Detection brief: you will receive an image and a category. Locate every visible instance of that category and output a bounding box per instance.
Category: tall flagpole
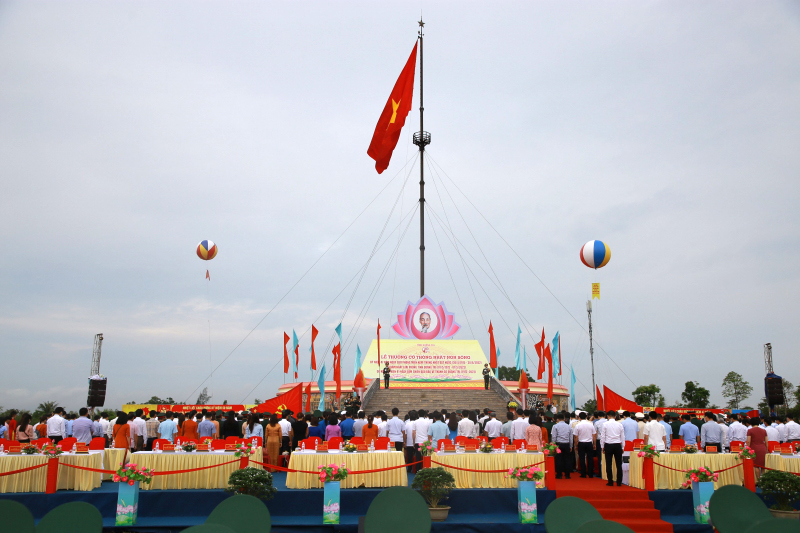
[414,18,430,298]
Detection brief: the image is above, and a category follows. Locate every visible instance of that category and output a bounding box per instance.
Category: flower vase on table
[113,462,154,526]
[681,467,718,524]
[506,466,544,523]
[318,463,349,524]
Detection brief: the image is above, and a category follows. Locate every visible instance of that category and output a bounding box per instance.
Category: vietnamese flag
[253,383,302,417]
[367,42,418,174]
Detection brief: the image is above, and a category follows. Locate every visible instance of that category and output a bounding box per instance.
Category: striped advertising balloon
[580,240,610,269]
[196,240,218,261]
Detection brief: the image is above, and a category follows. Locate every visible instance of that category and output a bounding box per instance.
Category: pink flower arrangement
[737,446,756,460]
[680,466,719,488]
[420,440,435,457]
[318,463,348,483]
[506,466,544,481]
[114,462,154,485]
[637,444,660,459]
[234,442,255,458]
[542,443,559,456]
[42,444,63,458]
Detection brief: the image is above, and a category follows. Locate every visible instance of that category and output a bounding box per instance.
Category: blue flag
[496,347,500,367]
[335,323,342,345]
[291,329,299,376]
[552,332,560,380]
[354,345,362,378]
[318,362,326,411]
[514,325,522,370]
[570,365,576,411]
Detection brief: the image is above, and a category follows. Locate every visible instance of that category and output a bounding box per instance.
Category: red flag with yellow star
[367,42,418,174]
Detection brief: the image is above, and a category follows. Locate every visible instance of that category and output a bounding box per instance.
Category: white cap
[635,412,645,419]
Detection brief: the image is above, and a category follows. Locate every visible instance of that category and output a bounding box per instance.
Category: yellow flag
[592,283,600,299]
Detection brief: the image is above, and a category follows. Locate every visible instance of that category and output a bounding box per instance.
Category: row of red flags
[281,322,384,404]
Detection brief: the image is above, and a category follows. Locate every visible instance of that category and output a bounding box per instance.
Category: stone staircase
[362,386,511,417]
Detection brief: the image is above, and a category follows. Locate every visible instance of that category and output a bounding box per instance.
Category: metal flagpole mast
[413,18,430,298]
[587,300,596,404]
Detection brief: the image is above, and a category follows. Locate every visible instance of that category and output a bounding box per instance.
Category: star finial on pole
[418,18,425,28]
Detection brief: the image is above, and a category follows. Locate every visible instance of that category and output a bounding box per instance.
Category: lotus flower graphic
[392,295,460,340]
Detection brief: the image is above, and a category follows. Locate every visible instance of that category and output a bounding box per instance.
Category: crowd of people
[4,405,798,483]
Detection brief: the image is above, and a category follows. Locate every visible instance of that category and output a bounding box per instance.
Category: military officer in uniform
[383,362,391,389]
[482,364,492,390]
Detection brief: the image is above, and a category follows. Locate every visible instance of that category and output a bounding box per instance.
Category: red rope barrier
[248,459,424,474]
[0,463,48,477]
[58,463,117,475]
[430,459,545,473]
[152,458,241,476]
[651,460,743,474]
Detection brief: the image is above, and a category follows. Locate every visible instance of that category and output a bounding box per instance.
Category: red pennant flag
[518,368,529,390]
[332,343,342,401]
[205,270,210,280]
[535,329,546,380]
[544,344,553,401]
[488,321,497,369]
[304,382,312,413]
[294,345,299,380]
[596,385,605,411]
[310,325,318,370]
[283,332,290,374]
[367,43,418,174]
[253,383,302,417]
[377,320,382,366]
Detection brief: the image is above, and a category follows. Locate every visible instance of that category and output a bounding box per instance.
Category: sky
[1,1,799,412]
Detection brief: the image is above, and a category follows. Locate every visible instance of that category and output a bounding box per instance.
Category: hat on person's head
[635,412,644,419]
[313,410,323,418]
[617,409,625,414]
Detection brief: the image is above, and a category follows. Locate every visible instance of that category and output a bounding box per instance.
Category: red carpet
[554,476,673,533]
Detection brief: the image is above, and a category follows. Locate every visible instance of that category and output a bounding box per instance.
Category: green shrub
[411,467,455,508]
[226,467,277,501]
[756,469,800,511]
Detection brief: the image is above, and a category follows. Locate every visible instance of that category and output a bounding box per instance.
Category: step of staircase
[362,387,510,417]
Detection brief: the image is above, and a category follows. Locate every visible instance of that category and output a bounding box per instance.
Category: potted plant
[411,466,456,521]
[21,444,40,455]
[318,463,348,525]
[682,444,698,454]
[681,466,719,524]
[507,465,544,523]
[113,462,154,526]
[756,470,800,519]
[226,467,277,501]
[479,441,493,454]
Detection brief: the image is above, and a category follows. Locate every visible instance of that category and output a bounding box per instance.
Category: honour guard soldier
[383,362,391,389]
[482,364,492,390]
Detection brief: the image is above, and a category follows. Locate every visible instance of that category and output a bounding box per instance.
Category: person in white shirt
[717,418,729,450]
[479,409,490,428]
[99,415,110,447]
[572,412,597,478]
[727,414,748,448]
[484,412,503,439]
[594,412,608,476]
[785,414,800,444]
[403,412,417,473]
[601,411,625,486]
[415,411,432,446]
[46,408,67,443]
[457,410,476,439]
[764,417,780,445]
[352,411,367,438]
[133,410,147,451]
[377,413,389,438]
[643,411,667,451]
[387,408,406,451]
[776,418,787,443]
[510,411,529,444]
[278,416,293,454]
[468,412,481,438]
